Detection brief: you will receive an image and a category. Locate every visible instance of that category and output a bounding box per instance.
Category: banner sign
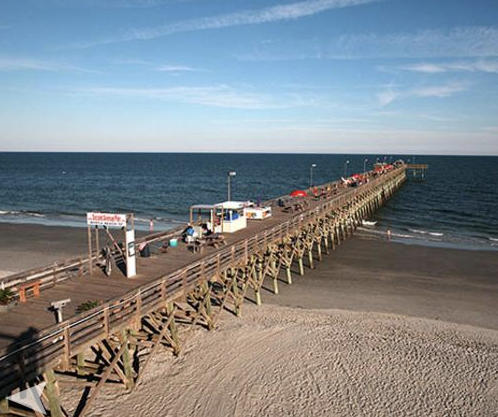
[87,212,127,228]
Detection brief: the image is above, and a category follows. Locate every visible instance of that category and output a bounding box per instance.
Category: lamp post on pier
[309,163,317,188]
[363,158,368,173]
[344,160,349,177]
[227,171,236,201]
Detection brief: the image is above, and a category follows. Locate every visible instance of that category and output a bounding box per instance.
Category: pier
[406,163,429,179]
[0,165,407,417]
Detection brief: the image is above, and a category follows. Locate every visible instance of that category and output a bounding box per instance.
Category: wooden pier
[0,166,407,417]
[406,163,429,179]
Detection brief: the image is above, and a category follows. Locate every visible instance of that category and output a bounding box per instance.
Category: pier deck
[0,200,309,351]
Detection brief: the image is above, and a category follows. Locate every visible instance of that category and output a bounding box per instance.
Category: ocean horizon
[1,152,497,251]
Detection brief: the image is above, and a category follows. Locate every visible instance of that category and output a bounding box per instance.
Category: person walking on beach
[387,229,392,241]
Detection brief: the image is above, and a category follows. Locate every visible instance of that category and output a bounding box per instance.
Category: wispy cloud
[410,83,468,98]
[69,0,384,48]
[156,65,202,73]
[0,56,65,72]
[238,26,498,61]
[401,60,498,74]
[48,0,171,8]
[377,82,468,106]
[72,85,326,109]
[110,58,153,66]
[0,55,99,73]
[111,58,204,73]
[481,126,498,133]
[376,89,399,107]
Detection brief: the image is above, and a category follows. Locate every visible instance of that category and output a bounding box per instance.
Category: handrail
[0,226,185,294]
[0,173,354,293]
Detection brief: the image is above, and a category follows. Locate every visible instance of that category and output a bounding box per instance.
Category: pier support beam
[298,257,304,276]
[286,267,292,285]
[76,353,87,376]
[120,329,135,391]
[44,369,63,417]
[0,398,9,416]
[167,303,181,355]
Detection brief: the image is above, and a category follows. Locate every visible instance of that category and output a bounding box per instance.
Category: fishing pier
[0,164,407,417]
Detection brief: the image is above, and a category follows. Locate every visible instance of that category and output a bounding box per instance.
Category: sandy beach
[1,223,497,416]
[74,305,498,417]
[0,222,147,276]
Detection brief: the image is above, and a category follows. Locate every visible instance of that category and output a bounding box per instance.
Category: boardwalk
[0,166,406,416]
[0,200,315,350]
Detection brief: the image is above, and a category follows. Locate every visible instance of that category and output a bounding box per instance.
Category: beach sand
[0,222,146,275]
[1,223,497,416]
[0,223,89,274]
[265,238,498,331]
[72,305,497,417]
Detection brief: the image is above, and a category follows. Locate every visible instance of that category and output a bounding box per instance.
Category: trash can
[140,243,151,258]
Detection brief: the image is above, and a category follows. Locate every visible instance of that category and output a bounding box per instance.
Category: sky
[0,0,497,154]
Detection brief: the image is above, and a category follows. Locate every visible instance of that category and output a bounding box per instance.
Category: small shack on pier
[189,201,247,234]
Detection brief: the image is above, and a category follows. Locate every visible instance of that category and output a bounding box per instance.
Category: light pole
[363,158,368,173]
[227,171,236,201]
[309,164,317,188]
[344,160,349,177]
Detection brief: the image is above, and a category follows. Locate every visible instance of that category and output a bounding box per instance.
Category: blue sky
[0,0,497,154]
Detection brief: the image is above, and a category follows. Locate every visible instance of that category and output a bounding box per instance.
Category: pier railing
[0,167,406,397]
[0,174,352,296]
[0,226,185,296]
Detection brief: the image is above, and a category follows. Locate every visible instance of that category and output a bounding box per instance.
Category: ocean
[0,153,497,251]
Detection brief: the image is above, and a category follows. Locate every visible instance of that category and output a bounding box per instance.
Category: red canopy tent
[290,190,308,197]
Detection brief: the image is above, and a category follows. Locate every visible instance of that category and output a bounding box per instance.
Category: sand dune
[78,305,498,417]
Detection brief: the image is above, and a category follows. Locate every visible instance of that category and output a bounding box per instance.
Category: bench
[188,239,207,254]
[19,280,41,303]
[283,200,309,213]
[203,234,227,249]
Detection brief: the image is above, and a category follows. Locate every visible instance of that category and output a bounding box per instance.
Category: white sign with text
[87,212,127,228]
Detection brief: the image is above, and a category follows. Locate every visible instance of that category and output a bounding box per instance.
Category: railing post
[161,280,167,303]
[62,326,71,371]
[103,307,110,337]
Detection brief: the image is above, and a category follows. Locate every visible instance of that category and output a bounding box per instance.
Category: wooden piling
[44,370,63,417]
[167,302,181,355]
[120,329,135,390]
[0,398,8,416]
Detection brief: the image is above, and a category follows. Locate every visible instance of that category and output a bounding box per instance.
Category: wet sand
[0,223,89,275]
[0,222,147,276]
[264,237,498,330]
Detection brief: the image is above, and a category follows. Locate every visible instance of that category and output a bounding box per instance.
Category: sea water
[0,153,496,251]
